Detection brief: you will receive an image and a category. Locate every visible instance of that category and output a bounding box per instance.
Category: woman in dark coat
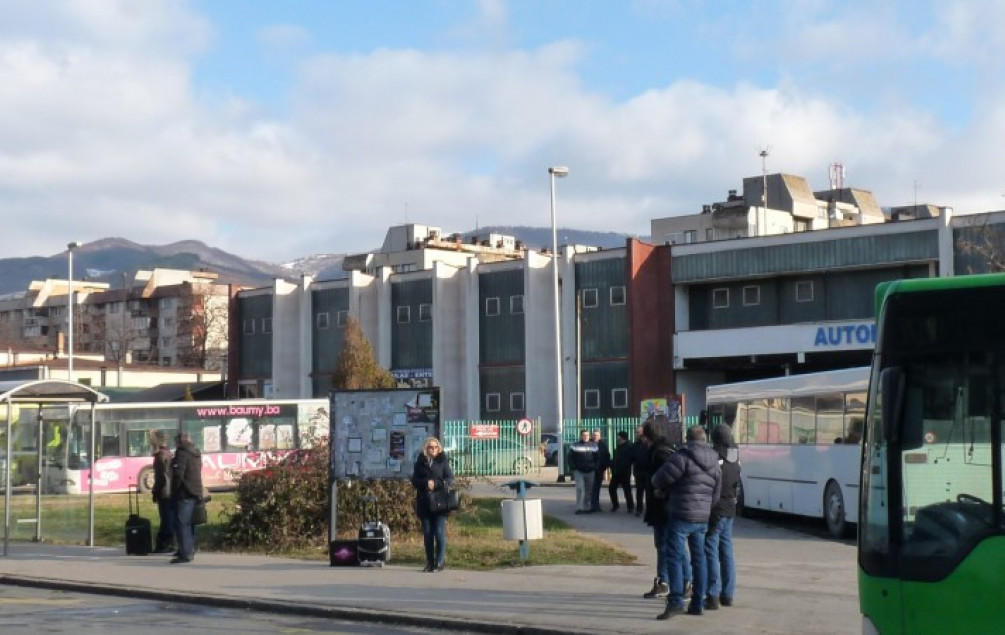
[410,437,454,572]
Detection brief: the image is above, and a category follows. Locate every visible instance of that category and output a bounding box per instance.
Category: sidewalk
[0,475,859,634]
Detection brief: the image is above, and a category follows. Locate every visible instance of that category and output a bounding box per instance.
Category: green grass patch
[0,493,636,570]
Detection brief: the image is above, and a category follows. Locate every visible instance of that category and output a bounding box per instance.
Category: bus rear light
[904,453,927,464]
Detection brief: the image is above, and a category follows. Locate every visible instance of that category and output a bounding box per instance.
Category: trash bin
[501,498,543,540]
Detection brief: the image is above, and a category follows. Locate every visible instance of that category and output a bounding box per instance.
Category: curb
[0,574,582,635]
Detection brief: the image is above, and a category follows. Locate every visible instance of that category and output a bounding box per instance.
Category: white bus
[705,367,868,537]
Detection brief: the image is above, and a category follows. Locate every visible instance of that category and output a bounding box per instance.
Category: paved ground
[0,473,859,634]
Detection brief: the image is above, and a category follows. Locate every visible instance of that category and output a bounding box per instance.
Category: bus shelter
[0,380,108,556]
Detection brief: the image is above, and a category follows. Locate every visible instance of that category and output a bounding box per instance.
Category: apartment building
[0,268,232,374]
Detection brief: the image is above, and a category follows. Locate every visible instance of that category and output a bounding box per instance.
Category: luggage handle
[129,482,141,516]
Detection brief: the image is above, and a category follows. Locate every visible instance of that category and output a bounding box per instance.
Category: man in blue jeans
[705,423,741,609]
[651,426,721,619]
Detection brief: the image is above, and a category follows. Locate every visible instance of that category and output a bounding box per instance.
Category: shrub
[216,441,469,552]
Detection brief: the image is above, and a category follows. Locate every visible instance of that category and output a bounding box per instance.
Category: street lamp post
[67,241,81,381]
[548,166,569,482]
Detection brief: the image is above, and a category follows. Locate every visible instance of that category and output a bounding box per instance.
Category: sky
[3,0,1005,264]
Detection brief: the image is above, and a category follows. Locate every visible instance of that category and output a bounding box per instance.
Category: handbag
[192,500,208,525]
[428,488,460,514]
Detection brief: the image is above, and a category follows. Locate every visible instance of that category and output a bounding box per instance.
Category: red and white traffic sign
[516,418,534,436]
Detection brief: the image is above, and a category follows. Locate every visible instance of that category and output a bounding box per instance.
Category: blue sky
[2,0,1003,262]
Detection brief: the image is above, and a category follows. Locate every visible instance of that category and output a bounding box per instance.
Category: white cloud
[1,1,1004,264]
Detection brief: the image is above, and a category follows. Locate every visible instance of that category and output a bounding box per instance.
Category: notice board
[329,388,440,480]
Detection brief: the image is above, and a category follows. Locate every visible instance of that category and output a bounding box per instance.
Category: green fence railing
[441,415,705,477]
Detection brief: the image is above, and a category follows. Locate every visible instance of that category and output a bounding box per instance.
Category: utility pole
[758,148,770,237]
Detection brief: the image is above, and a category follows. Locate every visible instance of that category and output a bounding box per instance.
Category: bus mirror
[880,367,904,443]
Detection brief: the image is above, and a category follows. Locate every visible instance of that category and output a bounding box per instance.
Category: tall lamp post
[67,241,81,381]
[548,166,569,481]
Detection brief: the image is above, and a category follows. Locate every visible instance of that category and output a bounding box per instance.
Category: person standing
[567,429,598,514]
[169,432,203,564]
[590,429,610,513]
[608,431,634,513]
[150,431,175,554]
[705,423,741,610]
[631,425,648,518]
[410,437,454,572]
[652,426,722,619]
[640,421,676,599]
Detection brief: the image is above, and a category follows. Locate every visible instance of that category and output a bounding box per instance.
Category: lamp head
[548,166,569,178]
[67,241,82,250]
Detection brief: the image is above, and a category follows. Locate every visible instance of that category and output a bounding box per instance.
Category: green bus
[860,273,1005,633]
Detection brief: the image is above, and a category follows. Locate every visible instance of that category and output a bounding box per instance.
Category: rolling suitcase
[125,483,152,556]
[357,495,391,567]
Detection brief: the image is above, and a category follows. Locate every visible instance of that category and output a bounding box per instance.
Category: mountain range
[0,227,637,297]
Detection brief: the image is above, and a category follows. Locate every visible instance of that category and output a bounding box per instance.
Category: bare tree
[176,287,229,370]
[956,214,1005,273]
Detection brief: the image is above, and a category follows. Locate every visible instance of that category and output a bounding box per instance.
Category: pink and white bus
[50,399,329,494]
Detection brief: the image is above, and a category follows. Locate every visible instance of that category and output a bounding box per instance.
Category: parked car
[540,433,560,466]
[449,437,543,475]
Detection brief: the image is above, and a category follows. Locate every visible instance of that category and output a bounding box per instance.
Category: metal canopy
[0,379,109,404]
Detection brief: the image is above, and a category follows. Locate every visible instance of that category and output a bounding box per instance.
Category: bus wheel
[137,467,155,495]
[824,481,847,538]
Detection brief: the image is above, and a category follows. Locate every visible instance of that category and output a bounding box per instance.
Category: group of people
[567,422,741,619]
[150,430,206,564]
[643,422,741,619]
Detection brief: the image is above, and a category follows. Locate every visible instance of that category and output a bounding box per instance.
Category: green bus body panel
[875,272,1005,317]
[860,537,1005,634]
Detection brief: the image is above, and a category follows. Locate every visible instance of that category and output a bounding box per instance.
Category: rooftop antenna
[829,162,845,190]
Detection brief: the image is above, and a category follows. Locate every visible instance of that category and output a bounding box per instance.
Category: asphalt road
[0,585,445,634]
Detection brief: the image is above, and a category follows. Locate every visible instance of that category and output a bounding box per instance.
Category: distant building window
[486,393,501,412]
[419,303,432,322]
[582,288,599,308]
[665,232,683,245]
[316,312,330,329]
[397,306,411,323]
[243,319,256,335]
[794,219,810,232]
[743,285,760,306]
[510,392,525,411]
[612,388,628,409]
[684,230,697,244]
[336,310,349,327]
[584,389,601,410]
[712,288,729,309]
[392,263,418,273]
[485,297,500,316]
[262,317,272,334]
[796,281,814,303]
[510,295,524,314]
[706,228,714,241]
[160,297,176,310]
[610,286,626,306]
[109,304,121,314]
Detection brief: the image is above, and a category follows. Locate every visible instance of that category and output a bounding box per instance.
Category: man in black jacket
[608,431,634,512]
[704,424,741,610]
[590,429,611,512]
[170,432,204,564]
[567,429,598,514]
[640,421,675,599]
[151,431,175,554]
[652,426,722,619]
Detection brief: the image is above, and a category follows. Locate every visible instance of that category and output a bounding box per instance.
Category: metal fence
[442,415,703,477]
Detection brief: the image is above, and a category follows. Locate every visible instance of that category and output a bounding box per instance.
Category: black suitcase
[125,484,152,556]
[357,495,390,567]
